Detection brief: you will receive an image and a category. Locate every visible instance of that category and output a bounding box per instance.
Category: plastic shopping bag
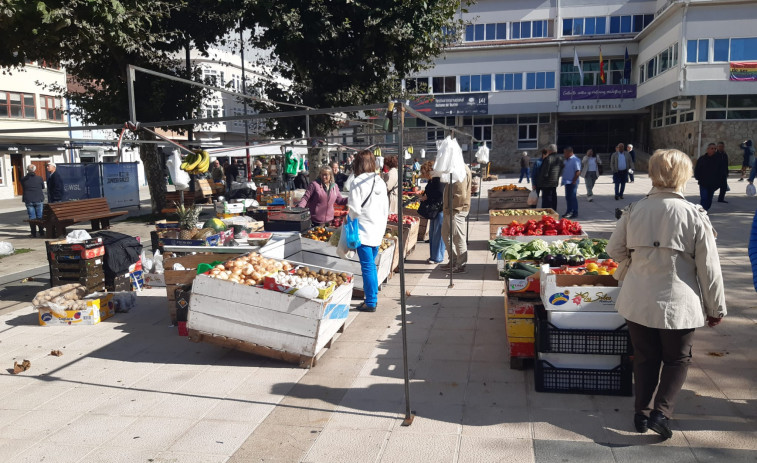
[344,216,361,250]
[336,227,356,259]
[747,183,756,197]
[166,149,190,191]
[433,136,466,184]
[475,145,490,164]
[527,190,538,206]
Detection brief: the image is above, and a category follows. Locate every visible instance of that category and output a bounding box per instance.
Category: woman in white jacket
[607,149,726,440]
[348,150,389,312]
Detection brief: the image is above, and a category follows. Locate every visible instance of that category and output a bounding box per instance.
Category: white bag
[747,183,756,197]
[475,145,490,164]
[433,136,466,184]
[166,149,190,191]
[527,190,538,206]
[336,227,355,259]
[66,230,91,243]
[0,241,14,257]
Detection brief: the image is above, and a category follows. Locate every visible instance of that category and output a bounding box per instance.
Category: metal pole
[448,174,454,289]
[397,103,414,427]
[306,114,311,138]
[240,24,251,181]
[126,65,136,124]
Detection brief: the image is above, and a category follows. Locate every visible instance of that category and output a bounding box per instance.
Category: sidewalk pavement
[0,174,755,463]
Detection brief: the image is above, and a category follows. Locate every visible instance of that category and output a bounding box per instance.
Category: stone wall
[651,120,757,164]
[488,122,555,173]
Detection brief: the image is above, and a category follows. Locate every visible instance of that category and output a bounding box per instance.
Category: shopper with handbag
[607,149,726,440]
[418,161,446,264]
[348,150,389,312]
[383,155,399,214]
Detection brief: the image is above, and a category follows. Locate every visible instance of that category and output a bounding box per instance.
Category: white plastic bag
[153,250,164,274]
[527,190,538,206]
[747,183,756,197]
[167,149,190,191]
[0,241,13,257]
[475,145,490,164]
[336,227,355,259]
[433,136,466,184]
[140,250,154,274]
[66,230,91,243]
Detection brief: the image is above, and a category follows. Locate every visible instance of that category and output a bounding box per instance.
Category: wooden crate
[386,219,419,258]
[489,208,559,239]
[163,252,240,324]
[487,188,531,210]
[187,271,354,368]
[417,217,430,242]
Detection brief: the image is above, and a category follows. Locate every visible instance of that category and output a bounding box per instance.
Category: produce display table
[188,270,354,368]
[489,209,559,239]
[387,219,420,273]
[163,231,301,258]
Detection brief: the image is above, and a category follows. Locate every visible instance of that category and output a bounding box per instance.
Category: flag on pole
[623,47,631,82]
[573,48,584,84]
[599,46,606,84]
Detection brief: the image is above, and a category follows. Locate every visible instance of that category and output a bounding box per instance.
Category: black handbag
[418,200,442,220]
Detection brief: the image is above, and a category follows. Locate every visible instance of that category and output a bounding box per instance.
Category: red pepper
[544,230,558,235]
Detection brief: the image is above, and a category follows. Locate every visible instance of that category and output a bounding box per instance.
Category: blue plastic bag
[344,216,361,249]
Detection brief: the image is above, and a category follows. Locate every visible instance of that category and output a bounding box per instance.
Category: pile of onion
[208,252,293,286]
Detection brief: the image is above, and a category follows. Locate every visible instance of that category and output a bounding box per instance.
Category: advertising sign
[57,164,102,201]
[410,93,488,116]
[559,85,637,101]
[729,62,757,81]
[102,162,139,208]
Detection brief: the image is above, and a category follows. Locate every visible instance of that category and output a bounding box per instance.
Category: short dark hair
[353,150,377,176]
[384,155,398,169]
[564,146,574,154]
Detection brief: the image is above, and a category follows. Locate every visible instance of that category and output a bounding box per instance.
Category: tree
[0,0,244,213]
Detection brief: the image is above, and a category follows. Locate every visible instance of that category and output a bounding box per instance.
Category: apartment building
[404,0,757,171]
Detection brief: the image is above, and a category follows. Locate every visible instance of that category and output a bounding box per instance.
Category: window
[204,69,219,86]
[713,39,729,62]
[706,94,757,120]
[512,20,550,39]
[40,95,63,121]
[730,37,757,61]
[425,116,456,144]
[460,74,492,92]
[640,43,678,83]
[639,64,646,83]
[405,77,430,94]
[432,76,457,94]
[494,73,523,91]
[561,59,632,86]
[205,104,221,119]
[608,15,650,34]
[525,72,556,90]
[687,39,710,63]
[467,116,492,148]
[464,23,506,42]
[652,98,696,128]
[518,115,539,149]
[0,91,36,119]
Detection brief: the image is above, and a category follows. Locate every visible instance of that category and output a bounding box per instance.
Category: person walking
[224,160,239,194]
[610,143,633,200]
[45,163,64,203]
[694,143,722,211]
[607,148,726,440]
[561,147,581,218]
[297,166,348,227]
[348,150,389,312]
[518,152,530,183]
[627,144,636,182]
[21,165,45,237]
[382,155,399,214]
[537,144,563,210]
[531,148,547,204]
[715,141,730,203]
[441,164,472,274]
[580,149,601,201]
[739,140,754,181]
[418,161,446,264]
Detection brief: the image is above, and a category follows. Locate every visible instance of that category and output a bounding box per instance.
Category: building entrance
[557,116,640,155]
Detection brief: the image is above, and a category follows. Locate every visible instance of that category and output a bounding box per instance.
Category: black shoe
[648,410,673,440]
[562,213,574,219]
[634,413,649,433]
[615,195,619,200]
[620,195,624,199]
[355,302,376,312]
[717,200,728,203]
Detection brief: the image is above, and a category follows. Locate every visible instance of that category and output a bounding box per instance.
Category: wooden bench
[40,198,128,238]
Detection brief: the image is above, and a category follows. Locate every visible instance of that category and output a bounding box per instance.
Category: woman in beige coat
[607,149,726,440]
[382,155,399,214]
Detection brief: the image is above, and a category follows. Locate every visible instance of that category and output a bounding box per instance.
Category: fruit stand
[386,215,420,273]
[489,209,559,239]
[488,184,531,210]
[187,253,355,368]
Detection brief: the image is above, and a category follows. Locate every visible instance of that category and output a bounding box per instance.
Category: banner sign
[410,93,488,116]
[559,85,637,101]
[57,164,102,201]
[102,162,140,208]
[729,62,757,81]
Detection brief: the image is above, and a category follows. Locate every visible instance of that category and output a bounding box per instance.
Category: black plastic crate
[535,357,633,396]
[535,306,632,355]
[265,219,312,232]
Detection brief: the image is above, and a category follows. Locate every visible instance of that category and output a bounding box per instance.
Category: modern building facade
[404,0,757,171]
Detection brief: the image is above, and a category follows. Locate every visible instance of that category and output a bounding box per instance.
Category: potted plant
[174,203,201,240]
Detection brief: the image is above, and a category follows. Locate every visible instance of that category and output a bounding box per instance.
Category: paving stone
[612,444,697,463]
[302,428,389,463]
[690,446,757,462]
[379,432,458,462]
[458,436,534,463]
[533,439,615,463]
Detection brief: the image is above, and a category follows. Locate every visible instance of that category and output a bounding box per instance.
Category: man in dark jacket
[21,165,45,237]
[715,141,730,203]
[45,163,64,203]
[537,144,564,211]
[695,143,724,211]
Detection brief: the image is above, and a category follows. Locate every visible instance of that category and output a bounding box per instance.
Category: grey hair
[548,144,557,153]
[47,162,56,168]
[27,165,36,172]
[522,151,528,156]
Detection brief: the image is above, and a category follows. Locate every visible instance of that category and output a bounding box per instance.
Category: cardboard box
[38,294,115,326]
[506,317,535,339]
[504,293,540,318]
[509,339,535,358]
[143,273,166,287]
[506,275,541,294]
[540,265,620,312]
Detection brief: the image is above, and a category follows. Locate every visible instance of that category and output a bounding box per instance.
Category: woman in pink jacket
[297,166,348,226]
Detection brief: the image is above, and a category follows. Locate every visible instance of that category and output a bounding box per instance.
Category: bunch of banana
[180,150,210,174]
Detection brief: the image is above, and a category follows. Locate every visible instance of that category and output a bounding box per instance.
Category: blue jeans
[518,167,530,183]
[614,170,628,197]
[699,186,715,211]
[564,183,578,216]
[357,245,379,307]
[26,202,43,220]
[428,212,446,263]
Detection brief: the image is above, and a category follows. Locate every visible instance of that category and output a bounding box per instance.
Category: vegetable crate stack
[188,252,355,368]
[504,281,542,370]
[487,184,530,210]
[402,201,429,241]
[386,214,420,257]
[489,209,559,240]
[496,216,587,242]
[265,207,312,232]
[45,238,106,293]
[536,263,633,396]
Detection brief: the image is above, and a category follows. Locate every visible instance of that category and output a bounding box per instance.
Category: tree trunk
[139,131,167,214]
[307,146,329,181]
